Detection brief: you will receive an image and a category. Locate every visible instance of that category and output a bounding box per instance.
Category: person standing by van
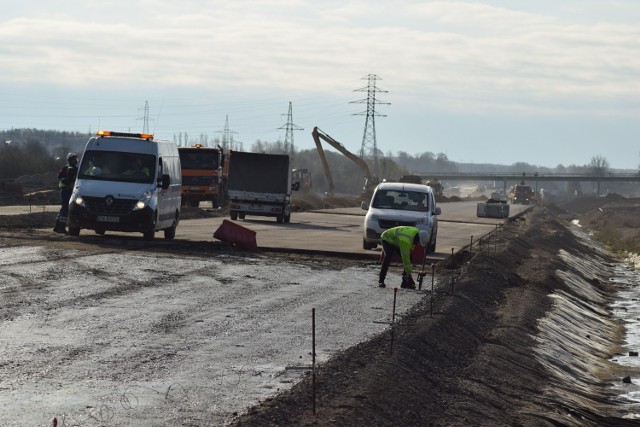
[53,153,78,234]
[378,226,429,289]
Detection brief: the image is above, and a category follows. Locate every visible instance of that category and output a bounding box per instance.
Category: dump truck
[227,151,299,223]
[509,181,534,205]
[178,144,227,208]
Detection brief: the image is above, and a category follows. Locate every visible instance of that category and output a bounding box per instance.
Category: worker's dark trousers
[379,240,399,283]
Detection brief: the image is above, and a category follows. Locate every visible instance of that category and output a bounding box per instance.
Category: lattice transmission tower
[351,74,389,179]
[278,101,303,158]
[217,115,240,151]
[137,100,151,134]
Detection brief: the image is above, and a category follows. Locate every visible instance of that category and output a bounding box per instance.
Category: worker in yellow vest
[379,226,428,289]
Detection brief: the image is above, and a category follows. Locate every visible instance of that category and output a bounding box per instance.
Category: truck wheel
[143,229,155,241]
[276,215,284,224]
[230,211,238,220]
[284,214,290,223]
[239,213,245,220]
[363,239,377,250]
[68,227,80,237]
[95,228,106,235]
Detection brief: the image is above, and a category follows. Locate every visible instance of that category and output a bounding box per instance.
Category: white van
[68,131,182,240]
[361,181,441,251]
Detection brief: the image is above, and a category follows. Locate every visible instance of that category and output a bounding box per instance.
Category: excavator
[311,127,378,195]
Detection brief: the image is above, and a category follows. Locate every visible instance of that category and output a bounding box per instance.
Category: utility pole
[278,101,304,159]
[351,74,389,179]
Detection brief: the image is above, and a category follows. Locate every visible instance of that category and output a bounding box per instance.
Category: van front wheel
[144,211,157,241]
[164,211,179,240]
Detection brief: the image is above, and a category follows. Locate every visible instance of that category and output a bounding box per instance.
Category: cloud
[1,0,639,118]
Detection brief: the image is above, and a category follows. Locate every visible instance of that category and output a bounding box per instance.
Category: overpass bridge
[416,172,640,196]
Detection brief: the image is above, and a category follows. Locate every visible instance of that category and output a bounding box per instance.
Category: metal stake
[312,308,316,415]
[390,288,398,355]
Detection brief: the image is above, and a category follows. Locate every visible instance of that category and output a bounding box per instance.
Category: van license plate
[97,215,120,223]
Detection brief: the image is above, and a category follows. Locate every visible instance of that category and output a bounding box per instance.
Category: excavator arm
[311,127,375,195]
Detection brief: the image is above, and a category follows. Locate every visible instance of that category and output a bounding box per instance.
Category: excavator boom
[311,127,375,195]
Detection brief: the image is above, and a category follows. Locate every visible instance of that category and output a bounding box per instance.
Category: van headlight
[134,190,153,210]
[71,192,85,207]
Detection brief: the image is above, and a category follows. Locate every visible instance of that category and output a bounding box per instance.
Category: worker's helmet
[67,152,78,161]
[418,230,429,247]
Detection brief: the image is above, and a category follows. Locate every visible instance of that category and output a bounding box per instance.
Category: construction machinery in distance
[311,127,378,196]
[426,178,443,197]
[291,168,312,192]
[509,179,534,205]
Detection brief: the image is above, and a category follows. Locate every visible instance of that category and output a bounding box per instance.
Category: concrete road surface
[176,201,530,260]
[0,201,531,259]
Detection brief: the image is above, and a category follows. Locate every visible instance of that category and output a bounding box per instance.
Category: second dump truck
[178,144,227,208]
[227,151,298,223]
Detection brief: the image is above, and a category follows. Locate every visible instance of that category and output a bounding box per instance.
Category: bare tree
[589,155,609,176]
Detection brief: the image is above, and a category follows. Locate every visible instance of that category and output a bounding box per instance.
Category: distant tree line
[1,128,635,196]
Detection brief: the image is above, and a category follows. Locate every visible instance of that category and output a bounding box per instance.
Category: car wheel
[363,239,377,250]
[429,237,437,254]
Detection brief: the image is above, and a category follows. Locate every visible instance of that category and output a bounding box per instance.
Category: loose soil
[2,194,640,426]
[233,197,640,427]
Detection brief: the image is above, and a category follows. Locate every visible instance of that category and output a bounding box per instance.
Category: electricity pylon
[351,74,389,179]
[217,115,239,151]
[137,100,151,134]
[278,101,304,158]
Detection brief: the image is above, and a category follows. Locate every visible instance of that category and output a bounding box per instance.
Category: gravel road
[0,241,425,426]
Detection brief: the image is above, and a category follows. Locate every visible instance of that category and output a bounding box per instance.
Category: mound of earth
[234,206,640,426]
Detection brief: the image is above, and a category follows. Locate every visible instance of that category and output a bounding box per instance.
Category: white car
[361,182,441,252]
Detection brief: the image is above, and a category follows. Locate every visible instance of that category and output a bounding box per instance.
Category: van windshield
[78,151,156,184]
[372,189,429,212]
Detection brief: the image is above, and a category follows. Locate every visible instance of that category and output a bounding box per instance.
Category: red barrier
[213,219,257,250]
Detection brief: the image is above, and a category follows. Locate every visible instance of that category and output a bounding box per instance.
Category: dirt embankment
[234,203,640,426]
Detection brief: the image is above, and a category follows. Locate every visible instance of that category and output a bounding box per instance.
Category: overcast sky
[2,0,640,170]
